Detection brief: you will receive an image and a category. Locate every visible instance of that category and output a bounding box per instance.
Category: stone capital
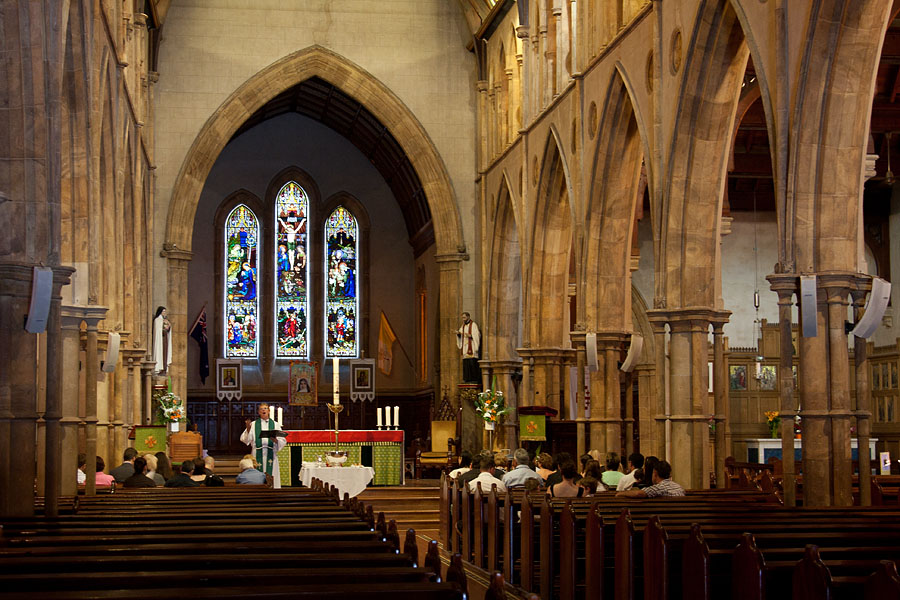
[161,243,193,262]
[434,252,468,266]
[82,306,110,329]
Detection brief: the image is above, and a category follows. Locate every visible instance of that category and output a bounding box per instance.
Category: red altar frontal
[279,430,405,486]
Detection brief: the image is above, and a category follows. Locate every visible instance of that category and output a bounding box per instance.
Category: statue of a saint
[456,312,481,383]
[153,306,172,374]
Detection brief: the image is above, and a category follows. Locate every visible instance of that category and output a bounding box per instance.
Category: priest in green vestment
[240,403,287,488]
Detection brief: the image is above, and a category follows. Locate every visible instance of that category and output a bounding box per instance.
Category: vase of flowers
[474,378,512,430]
[157,392,186,431]
[764,410,781,439]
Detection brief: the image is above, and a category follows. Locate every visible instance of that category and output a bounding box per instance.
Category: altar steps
[357,484,441,533]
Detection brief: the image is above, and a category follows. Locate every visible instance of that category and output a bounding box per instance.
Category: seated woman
[548,461,583,498]
[143,454,165,486]
[535,452,555,482]
[95,456,115,487]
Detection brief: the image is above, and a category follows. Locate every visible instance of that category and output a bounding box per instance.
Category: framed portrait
[759,365,777,391]
[729,365,747,391]
[350,359,376,402]
[216,359,242,400]
[289,361,318,406]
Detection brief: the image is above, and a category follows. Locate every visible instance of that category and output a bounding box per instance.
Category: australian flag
[190,306,210,384]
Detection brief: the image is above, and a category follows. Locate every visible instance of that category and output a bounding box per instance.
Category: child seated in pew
[579,476,601,497]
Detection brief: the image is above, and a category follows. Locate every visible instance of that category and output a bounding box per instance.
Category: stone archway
[163,45,465,400]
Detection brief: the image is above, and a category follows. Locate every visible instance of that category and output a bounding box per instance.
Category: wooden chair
[169,430,203,462]
[417,421,457,479]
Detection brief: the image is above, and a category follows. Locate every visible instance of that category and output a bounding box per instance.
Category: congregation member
[492,453,508,478]
[123,457,157,488]
[535,453,555,481]
[202,456,225,486]
[110,447,138,483]
[617,460,685,498]
[616,452,645,491]
[468,450,506,494]
[189,457,208,483]
[235,457,267,484]
[95,456,115,487]
[165,460,201,487]
[637,456,659,489]
[154,452,173,481]
[601,452,624,489]
[77,453,86,485]
[458,453,482,488]
[502,448,543,487]
[448,450,472,480]
[579,453,592,477]
[143,454,165,486]
[579,476,600,496]
[548,461,583,498]
[546,452,581,487]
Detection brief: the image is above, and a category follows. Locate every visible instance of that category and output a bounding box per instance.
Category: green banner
[519,414,546,441]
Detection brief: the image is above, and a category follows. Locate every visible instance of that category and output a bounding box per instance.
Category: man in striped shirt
[616,460,685,498]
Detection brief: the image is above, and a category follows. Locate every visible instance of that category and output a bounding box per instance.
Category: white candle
[376,407,383,428]
[394,406,400,429]
[385,407,391,428]
[278,407,283,425]
[271,405,276,423]
[332,357,340,405]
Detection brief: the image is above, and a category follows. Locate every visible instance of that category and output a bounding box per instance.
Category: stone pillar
[570,331,587,459]
[435,253,465,406]
[767,274,798,506]
[529,348,568,415]
[486,360,521,451]
[516,26,531,126]
[656,310,713,489]
[588,333,627,456]
[163,247,193,403]
[517,347,535,408]
[82,307,108,496]
[648,317,669,460]
[822,274,854,506]
[59,306,86,498]
[124,349,146,435]
[798,283,830,506]
[40,268,75,517]
[851,279,873,506]
[141,358,155,425]
[710,312,731,490]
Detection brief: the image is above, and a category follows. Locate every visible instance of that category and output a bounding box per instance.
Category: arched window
[275,182,310,357]
[224,204,259,357]
[324,206,359,357]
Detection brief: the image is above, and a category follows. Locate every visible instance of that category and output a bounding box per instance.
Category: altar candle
[376,407,383,428]
[271,405,276,422]
[385,407,391,428]
[333,357,340,405]
[278,406,283,425]
[394,406,400,429]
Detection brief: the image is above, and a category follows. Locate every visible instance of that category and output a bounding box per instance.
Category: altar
[745,437,878,465]
[276,430,404,487]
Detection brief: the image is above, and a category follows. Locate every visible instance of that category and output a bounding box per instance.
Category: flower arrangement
[764,410,781,439]
[157,392,187,423]
[474,378,512,425]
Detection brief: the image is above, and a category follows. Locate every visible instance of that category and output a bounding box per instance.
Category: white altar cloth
[299,464,375,498]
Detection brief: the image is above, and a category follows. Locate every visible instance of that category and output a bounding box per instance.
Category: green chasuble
[254,418,276,476]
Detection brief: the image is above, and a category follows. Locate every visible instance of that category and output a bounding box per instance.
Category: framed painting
[729,365,747,391]
[289,361,318,406]
[759,365,777,391]
[216,359,242,400]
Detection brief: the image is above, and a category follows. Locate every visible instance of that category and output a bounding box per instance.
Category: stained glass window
[275,182,310,357]
[224,204,259,357]
[325,206,359,357]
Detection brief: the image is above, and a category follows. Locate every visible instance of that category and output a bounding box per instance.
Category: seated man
[165,459,201,487]
[457,453,482,488]
[616,452,645,491]
[616,460,685,498]
[235,457,267,484]
[502,448,542,487]
[601,451,624,489]
[123,457,157,488]
[468,450,507,494]
[110,447,137,483]
[448,450,472,480]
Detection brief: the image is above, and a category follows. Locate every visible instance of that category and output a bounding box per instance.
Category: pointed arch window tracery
[324,206,360,358]
[224,204,260,357]
[275,181,311,357]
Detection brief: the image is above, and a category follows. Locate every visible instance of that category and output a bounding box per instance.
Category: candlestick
[333,357,340,405]
[376,407,383,428]
[385,406,392,428]
[394,406,400,429]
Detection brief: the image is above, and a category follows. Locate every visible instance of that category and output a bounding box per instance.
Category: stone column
[659,310,713,489]
[40,267,75,517]
[822,274,854,506]
[486,359,521,450]
[851,278,873,506]
[141,358,155,425]
[530,348,568,415]
[59,306,87,498]
[798,282,830,506]
[517,347,535,408]
[435,253,465,406]
[516,26,531,125]
[710,312,731,490]
[570,331,587,459]
[82,307,108,496]
[588,333,627,455]
[647,316,669,460]
[767,274,797,506]
[124,349,146,435]
[163,247,193,403]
